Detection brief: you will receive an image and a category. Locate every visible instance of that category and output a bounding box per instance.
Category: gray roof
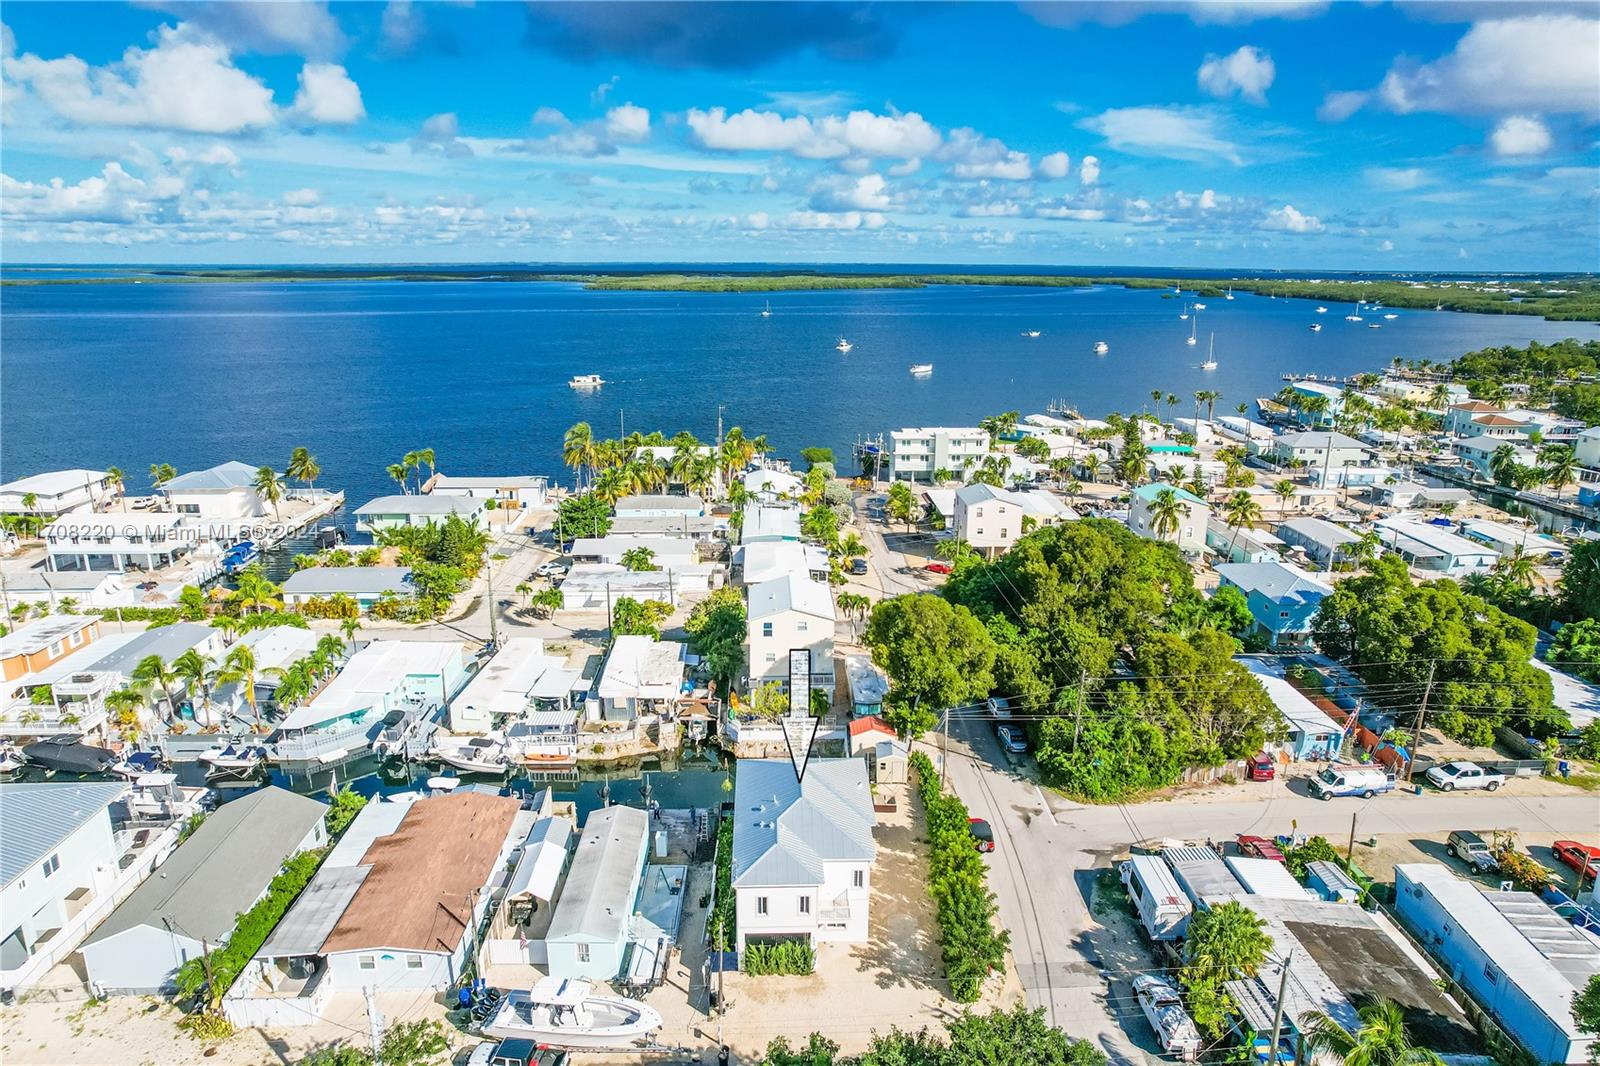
[747,570,835,622]
[162,461,261,492]
[355,494,479,516]
[1277,517,1361,549]
[733,759,875,889]
[282,566,413,596]
[1215,561,1332,605]
[1164,845,1248,906]
[546,805,648,944]
[258,865,371,958]
[955,482,1030,508]
[79,622,214,678]
[1273,431,1367,451]
[83,787,326,947]
[614,494,703,513]
[0,782,130,887]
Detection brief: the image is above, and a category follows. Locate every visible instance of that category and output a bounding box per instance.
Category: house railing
[273,724,366,763]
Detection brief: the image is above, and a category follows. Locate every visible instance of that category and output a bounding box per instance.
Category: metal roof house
[746,571,836,691]
[161,461,269,520]
[741,503,803,544]
[1237,657,1343,761]
[1215,562,1332,649]
[544,805,649,980]
[281,566,414,613]
[1395,863,1600,1064]
[353,494,484,533]
[1375,518,1500,577]
[78,787,327,994]
[0,469,114,517]
[732,759,876,954]
[1275,517,1362,568]
[1163,845,1248,908]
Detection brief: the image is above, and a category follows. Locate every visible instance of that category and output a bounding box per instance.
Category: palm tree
[171,648,213,721]
[315,634,346,665]
[1222,490,1262,555]
[232,569,283,615]
[1274,479,1296,514]
[1301,997,1443,1066]
[387,463,411,495]
[1427,382,1453,410]
[592,467,628,505]
[106,467,126,511]
[340,616,360,648]
[215,644,262,727]
[1488,443,1518,486]
[415,447,437,488]
[838,532,866,561]
[253,466,285,521]
[1147,488,1188,541]
[131,654,180,724]
[105,687,146,743]
[1494,546,1538,590]
[563,422,596,488]
[1539,443,1577,499]
[149,463,177,488]
[286,448,321,495]
[1081,453,1102,484]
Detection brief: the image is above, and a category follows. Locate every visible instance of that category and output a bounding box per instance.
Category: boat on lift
[222,539,260,576]
[431,733,513,774]
[1093,340,1109,355]
[21,735,119,775]
[198,741,270,774]
[481,977,664,1050]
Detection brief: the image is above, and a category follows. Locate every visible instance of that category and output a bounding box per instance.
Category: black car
[849,558,868,575]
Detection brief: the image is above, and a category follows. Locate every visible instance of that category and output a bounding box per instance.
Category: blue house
[1215,561,1332,649]
[544,805,649,981]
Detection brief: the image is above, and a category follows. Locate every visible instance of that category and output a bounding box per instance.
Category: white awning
[506,816,572,903]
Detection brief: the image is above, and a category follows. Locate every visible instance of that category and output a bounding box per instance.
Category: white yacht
[1198,333,1217,371]
[198,741,269,774]
[568,374,604,389]
[1093,340,1109,355]
[1192,301,1207,311]
[836,338,853,353]
[1344,303,1363,322]
[1185,316,1197,346]
[483,978,664,1050]
[1315,306,1328,314]
[1309,322,1323,332]
[909,363,933,376]
[1368,322,1382,329]
[431,733,512,774]
[760,300,771,318]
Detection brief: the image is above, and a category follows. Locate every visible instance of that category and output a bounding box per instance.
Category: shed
[1305,861,1360,904]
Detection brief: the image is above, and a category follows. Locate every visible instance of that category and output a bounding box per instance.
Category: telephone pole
[1405,663,1436,783]
[1073,670,1087,749]
[1266,949,1294,1065]
[940,706,949,786]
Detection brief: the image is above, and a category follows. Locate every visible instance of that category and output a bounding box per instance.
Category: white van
[1308,764,1396,800]
[1120,855,1193,941]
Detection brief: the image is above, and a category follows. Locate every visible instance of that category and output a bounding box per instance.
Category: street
[936,712,1600,1064]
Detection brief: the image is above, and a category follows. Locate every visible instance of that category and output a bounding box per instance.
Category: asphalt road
[937,712,1600,1065]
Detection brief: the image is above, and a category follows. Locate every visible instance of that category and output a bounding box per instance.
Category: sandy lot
[1358,829,1599,891]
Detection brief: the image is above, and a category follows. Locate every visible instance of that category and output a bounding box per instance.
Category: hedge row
[910,750,1010,1002]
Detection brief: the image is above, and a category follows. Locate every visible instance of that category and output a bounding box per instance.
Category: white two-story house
[888,427,989,482]
[731,759,876,955]
[0,470,114,517]
[953,482,1024,557]
[745,571,835,693]
[161,462,268,521]
[44,512,193,573]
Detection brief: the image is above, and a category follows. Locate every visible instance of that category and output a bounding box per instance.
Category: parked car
[1446,830,1499,873]
[986,696,1016,720]
[1133,975,1203,1062]
[969,817,995,853]
[464,1039,566,1066]
[1425,761,1505,793]
[995,724,1028,754]
[926,561,953,575]
[1236,835,1286,863]
[1247,753,1276,781]
[1308,765,1395,800]
[849,558,868,575]
[1553,840,1600,883]
[534,559,567,578]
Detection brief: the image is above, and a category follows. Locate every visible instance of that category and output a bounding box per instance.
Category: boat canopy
[529,976,592,1006]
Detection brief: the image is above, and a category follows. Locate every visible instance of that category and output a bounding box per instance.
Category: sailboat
[1093,340,1109,355]
[1021,329,1042,338]
[1185,316,1198,346]
[1198,333,1217,370]
[1344,303,1363,322]
[1225,287,1235,301]
[1179,304,1190,321]
[1309,323,1323,332]
[760,301,771,318]
[836,338,853,353]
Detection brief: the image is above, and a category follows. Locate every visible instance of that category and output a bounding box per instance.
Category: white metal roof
[742,504,802,541]
[736,541,829,585]
[452,638,564,721]
[0,615,98,659]
[0,782,129,887]
[279,640,463,730]
[0,469,108,497]
[844,653,889,705]
[545,805,648,943]
[747,571,835,622]
[1238,657,1343,737]
[1225,856,1315,900]
[506,814,573,904]
[596,636,685,700]
[733,759,876,889]
[162,461,260,492]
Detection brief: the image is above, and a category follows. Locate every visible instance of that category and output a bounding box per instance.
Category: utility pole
[1073,670,1087,750]
[1347,810,1359,863]
[364,984,384,1064]
[1406,663,1436,783]
[484,549,498,649]
[939,706,949,786]
[199,937,217,1006]
[1266,949,1294,1065]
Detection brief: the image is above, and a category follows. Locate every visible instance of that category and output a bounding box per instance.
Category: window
[405,955,423,970]
[41,855,59,878]
[576,943,590,964]
[765,653,776,663]
[1483,963,1499,985]
[358,955,376,970]
[48,641,62,657]
[798,896,811,915]
[756,896,769,915]
[976,528,984,536]
[853,870,865,889]
[796,621,807,632]
[761,622,773,637]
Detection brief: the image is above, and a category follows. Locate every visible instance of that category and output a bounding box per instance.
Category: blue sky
[1,1,1596,269]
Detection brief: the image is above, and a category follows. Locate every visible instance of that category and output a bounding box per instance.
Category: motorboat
[1383,313,1398,320]
[198,742,270,774]
[1198,333,1217,371]
[1191,301,1207,310]
[760,300,771,318]
[482,978,663,1050]
[222,539,260,576]
[315,525,346,549]
[1315,306,1328,313]
[568,374,604,389]
[835,338,853,353]
[1368,322,1382,329]
[0,744,24,774]
[1022,329,1041,338]
[21,735,119,775]
[909,363,933,376]
[1309,323,1323,332]
[1093,340,1109,354]
[1133,975,1202,1062]
[111,750,166,778]
[432,733,513,774]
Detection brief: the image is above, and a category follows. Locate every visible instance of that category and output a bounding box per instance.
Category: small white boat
[0,745,25,774]
[1093,340,1109,354]
[1368,322,1382,329]
[1198,333,1217,371]
[568,374,604,389]
[909,363,933,376]
[1345,303,1364,321]
[1192,301,1207,310]
[1134,975,1202,1062]
[1309,323,1323,332]
[836,338,853,353]
[1383,313,1398,320]
[1172,284,1181,295]
[1185,316,1197,346]
[432,734,512,774]
[426,775,461,793]
[1179,304,1189,321]
[1224,287,1234,301]
[1315,306,1328,314]
[198,742,269,774]
[760,301,771,318]
[483,977,664,1050]
[1022,329,1041,338]
[1435,302,1444,311]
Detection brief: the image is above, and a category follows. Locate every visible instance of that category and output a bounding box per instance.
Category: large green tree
[865,594,996,735]
[1301,998,1444,1066]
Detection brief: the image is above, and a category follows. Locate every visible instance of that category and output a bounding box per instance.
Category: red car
[926,561,953,575]
[969,817,995,853]
[1553,840,1600,883]
[1236,835,1286,863]
[1247,754,1276,781]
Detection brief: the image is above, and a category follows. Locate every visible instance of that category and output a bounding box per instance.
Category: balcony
[273,724,367,764]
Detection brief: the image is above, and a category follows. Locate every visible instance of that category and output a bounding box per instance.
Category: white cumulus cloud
[1488,115,1552,156]
[1038,151,1071,179]
[1262,204,1323,233]
[291,63,364,125]
[1080,106,1243,165]
[605,103,651,142]
[686,106,939,160]
[1197,45,1275,104]
[1079,155,1100,185]
[0,161,181,223]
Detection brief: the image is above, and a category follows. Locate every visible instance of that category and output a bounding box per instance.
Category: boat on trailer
[481,977,663,1049]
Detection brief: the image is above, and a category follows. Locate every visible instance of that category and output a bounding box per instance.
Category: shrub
[742,940,815,975]
[325,784,368,837]
[1282,835,1340,879]
[910,750,1009,1002]
[1494,839,1553,893]
[709,815,735,951]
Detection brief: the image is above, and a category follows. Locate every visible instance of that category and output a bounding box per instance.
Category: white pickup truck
[1425,760,1506,792]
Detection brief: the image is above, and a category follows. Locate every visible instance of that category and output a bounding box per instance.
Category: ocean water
[2,278,1590,511]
